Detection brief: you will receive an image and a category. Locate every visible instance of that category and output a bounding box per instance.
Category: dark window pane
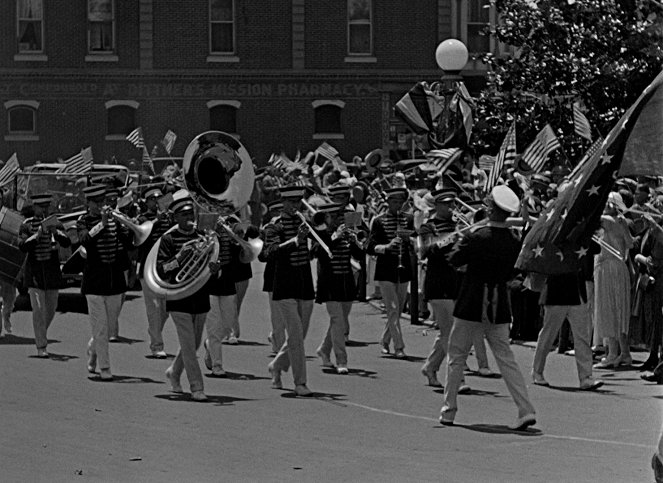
[18,21,42,51]
[89,22,113,51]
[467,25,489,52]
[348,0,370,21]
[211,24,234,53]
[210,106,237,133]
[349,24,371,54]
[18,0,42,18]
[107,106,135,135]
[88,0,112,20]
[211,0,233,21]
[9,107,35,132]
[468,0,489,22]
[315,106,341,134]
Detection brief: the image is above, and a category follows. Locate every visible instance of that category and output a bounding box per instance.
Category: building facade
[0,0,507,169]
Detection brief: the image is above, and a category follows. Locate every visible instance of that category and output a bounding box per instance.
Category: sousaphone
[143,131,255,300]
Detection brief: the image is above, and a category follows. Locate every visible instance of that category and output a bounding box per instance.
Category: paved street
[0,262,660,482]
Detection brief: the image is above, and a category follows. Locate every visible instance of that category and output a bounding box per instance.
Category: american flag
[142,147,155,175]
[426,148,462,172]
[126,127,145,149]
[516,69,663,275]
[56,147,93,175]
[521,124,561,173]
[568,136,604,180]
[161,129,177,154]
[0,153,20,187]
[454,81,474,143]
[486,122,517,192]
[394,81,443,135]
[573,102,593,141]
[315,142,339,161]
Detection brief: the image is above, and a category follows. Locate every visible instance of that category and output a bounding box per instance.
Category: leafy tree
[472,0,663,167]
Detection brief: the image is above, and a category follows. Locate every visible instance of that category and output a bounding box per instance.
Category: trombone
[295,211,333,258]
[216,216,264,263]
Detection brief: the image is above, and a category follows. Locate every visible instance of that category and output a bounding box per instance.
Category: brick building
[0,0,507,169]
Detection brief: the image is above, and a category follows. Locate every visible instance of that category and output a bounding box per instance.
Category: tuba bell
[364,148,386,174]
[143,131,255,300]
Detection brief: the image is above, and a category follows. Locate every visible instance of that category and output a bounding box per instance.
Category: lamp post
[434,39,469,148]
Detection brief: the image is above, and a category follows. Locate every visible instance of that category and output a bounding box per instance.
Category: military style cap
[327,184,351,196]
[143,187,163,199]
[431,188,457,203]
[30,192,53,205]
[83,185,107,200]
[491,185,520,213]
[279,186,307,199]
[316,202,345,213]
[169,198,195,215]
[384,187,409,199]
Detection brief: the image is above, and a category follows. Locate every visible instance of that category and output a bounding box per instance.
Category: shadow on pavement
[109,336,144,344]
[281,391,346,400]
[0,335,60,346]
[321,367,378,379]
[433,388,506,397]
[466,372,503,379]
[450,423,543,437]
[346,340,377,347]
[226,340,269,347]
[144,354,176,360]
[28,352,78,361]
[205,371,270,381]
[545,385,616,394]
[87,375,163,384]
[381,354,426,362]
[154,393,253,406]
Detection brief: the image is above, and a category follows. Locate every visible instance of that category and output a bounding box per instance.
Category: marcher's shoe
[439,407,456,426]
[99,369,113,381]
[531,372,550,386]
[336,365,349,375]
[86,348,97,373]
[619,355,633,367]
[638,358,659,372]
[394,349,406,358]
[3,318,12,334]
[593,357,620,369]
[36,348,49,358]
[191,391,208,402]
[477,368,494,377]
[165,368,183,393]
[152,350,167,359]
[380,343,390,355]
[316,349,334,367]
[421,366,442,387]
[203,340,212,370]
[294,384,312,397]
[641,372,663,384]
[652,453,663,483]
[268,364,282,389]
[109,336,119,343]
[458,384,471,394]
[226,335,239,345]
[579,378,604,391]
[211,367,226,377]
[509,413,536,431]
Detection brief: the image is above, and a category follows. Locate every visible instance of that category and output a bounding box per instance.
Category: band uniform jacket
[261,213,314,301]
[258,219,276,293]
[157,228,211,314]
[448,224,521,324]
[19,216,71,290]
[312,228,364,303]
[137,209,173,278]
[77,213,129,296]
[367,211,415,283]
[419,217,459,301]
[205,228,237,297]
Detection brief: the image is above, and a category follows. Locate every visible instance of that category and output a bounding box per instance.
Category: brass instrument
[143,131,255,300]
[105,207,153,246]
[295,211,333,259]
[216,216,264,263]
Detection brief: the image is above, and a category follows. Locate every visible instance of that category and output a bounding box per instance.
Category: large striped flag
[426,147,462,173]
[521,124,561,173]
[0,153,20,187]
[486,122,517,191]
[568,136,604,180]
[454,81,474,143]
[57,146,93,175]
[315,142,339,161]
[161,129,177,154]
[126,127,145,149]
[394,82,442,135]
[573,102,593,141]
[142,147,155,175]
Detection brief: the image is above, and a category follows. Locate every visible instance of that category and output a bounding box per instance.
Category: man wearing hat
[439,185,536,430]
[159,196,216,401]
[259,200,286,353]
[77,185,131,381]
[262,185,315,396]
[367,187,415,358]
[313,202,365,374]
[137,187,173,358]
[18,193,71,357]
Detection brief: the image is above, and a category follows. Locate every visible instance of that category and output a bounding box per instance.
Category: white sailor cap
[490,185,520,213]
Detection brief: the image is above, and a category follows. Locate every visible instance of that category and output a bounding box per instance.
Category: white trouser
[86,294,123,371]
[28,288,58,349]
[169,312,206,393]
[142,281,168,352]
[206,295,237,370]
[271,299,314,386]
[319,301,352,366]
[379,281,408,351]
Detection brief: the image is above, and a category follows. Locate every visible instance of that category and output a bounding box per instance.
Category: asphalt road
[0,262,660,482]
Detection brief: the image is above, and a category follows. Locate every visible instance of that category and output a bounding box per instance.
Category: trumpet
[216,217,264,263]
[295,211,333,258]
[104,207,153,246]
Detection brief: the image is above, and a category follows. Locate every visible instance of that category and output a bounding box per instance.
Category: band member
[137,187,172,358]
[440,185,536,430]
[0,281,17,336]
[263,186,315,396]
[327,184,354,211]
[367,187,415,358]
[159,197,217,401]
[104,187,127,341]
[77,185,130,381]
[313,203,365,374]
[259,200,285,353]
[203,216,239,377]
[18,193,71,357]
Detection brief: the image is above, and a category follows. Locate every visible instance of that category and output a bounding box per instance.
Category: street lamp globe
[435,39,469,76]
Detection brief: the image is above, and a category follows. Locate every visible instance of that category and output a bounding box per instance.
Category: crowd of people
[0,152,661,432]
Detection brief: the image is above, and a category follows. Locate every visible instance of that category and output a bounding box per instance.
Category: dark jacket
[419,217,459,301]
[367,211,414,283]
[312,228,363,303]
[19,216,71,290]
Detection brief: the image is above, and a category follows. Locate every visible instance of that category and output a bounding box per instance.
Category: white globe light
[435,39,469,72]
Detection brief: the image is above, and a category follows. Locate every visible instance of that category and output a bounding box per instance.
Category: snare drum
[0,207,26,285]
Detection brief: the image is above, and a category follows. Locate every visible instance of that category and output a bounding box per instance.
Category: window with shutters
[347,0,372,55]
[88,0,116,56]
[210,0,235,54]
[17,0,43,53]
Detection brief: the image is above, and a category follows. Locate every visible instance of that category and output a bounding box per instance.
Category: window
[348,0,372,55]
[313,101,344,139]
[466,0,490,53]
[210,0,235,54]
[5,100,39,140]
[17,0,43,53]
[208,101,240,134]
[105,101,139,139]
[88,0,115,54]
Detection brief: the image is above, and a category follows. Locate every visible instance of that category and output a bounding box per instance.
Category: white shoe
[99,369,113,381]
[421,366,442,387]
[212,367,226,377]
[531,371,550,386]
[227,336,239,345]
[316,349,333,367]
[509,413,536,430]
[394,349,406,359]
[458,384,471,394]
[86,348,97,373]
[152,350,167,359]
[579,378,604,391]
[3,318,12,334]
[36,348,49,358]
[294,384,312,397]
[191,391,208,402]
[477,368,493,377]
[268,364,282,389]
[336,365,349,375]
[165,368,183,393]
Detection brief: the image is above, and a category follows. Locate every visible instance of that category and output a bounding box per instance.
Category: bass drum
[0,207,27,286]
